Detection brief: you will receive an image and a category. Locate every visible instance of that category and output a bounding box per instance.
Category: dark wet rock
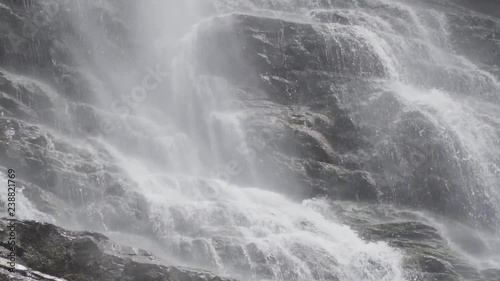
[446,12,500,78]
[0,265,64,281]
[196,14,386,103]
[449,0,500,20]
[0,70,56,123]
[211,237,252,278]
[225,96,373,200]
[356,221,482,281]
[0,117,153,235]
[0,218,236,281]
[0,0,135,105]
[2,0,495,233]
[0,1,499,280]
[319,200,500,281]
[190,10,500,229]
[299,161,378,201]
[0,0,184,250]
[359,103,498,227]
[4,0,494,236]
[481,268,500,281]
[358,221,442,241]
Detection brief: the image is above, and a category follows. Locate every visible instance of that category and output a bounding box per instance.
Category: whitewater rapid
[88,18,409,278]
[2,0,500,280]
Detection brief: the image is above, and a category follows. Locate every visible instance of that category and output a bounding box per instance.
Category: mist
[0,0,499,280]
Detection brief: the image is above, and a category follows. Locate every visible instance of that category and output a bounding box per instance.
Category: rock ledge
[0,218,236,281]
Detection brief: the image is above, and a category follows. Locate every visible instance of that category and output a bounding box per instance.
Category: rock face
[329,201,500,281]
[359,222,477,281]
[194,8,500,228]
[0,0,160,236]
[0,0,498,230]
[0,1,229,280]
[0,218,236,281]
[0,0,499,280]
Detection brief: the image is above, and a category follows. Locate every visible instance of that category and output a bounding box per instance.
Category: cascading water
[79,1,408,280]
[1,0,500,280]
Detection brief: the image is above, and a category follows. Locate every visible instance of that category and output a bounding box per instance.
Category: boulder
[0,218,236,281]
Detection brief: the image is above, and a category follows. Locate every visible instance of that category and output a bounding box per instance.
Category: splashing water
[84,22,408,278]
[101,142,406,281]
[0,172,56,223]
[62,0,499,278]
[3,0,500,280]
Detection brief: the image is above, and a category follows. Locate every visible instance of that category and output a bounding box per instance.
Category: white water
[97,0,419,279]
[76,2,409,278]
[0,172,56,223]
[64,0,500,278]
[2,0,500,280]
[107,150,406,280]
[392,83,500,208]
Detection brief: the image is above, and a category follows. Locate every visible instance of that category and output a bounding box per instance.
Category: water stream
[1,0,500,280]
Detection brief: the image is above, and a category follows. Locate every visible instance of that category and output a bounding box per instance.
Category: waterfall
[74,1,407,279]
[1,0,499,280]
